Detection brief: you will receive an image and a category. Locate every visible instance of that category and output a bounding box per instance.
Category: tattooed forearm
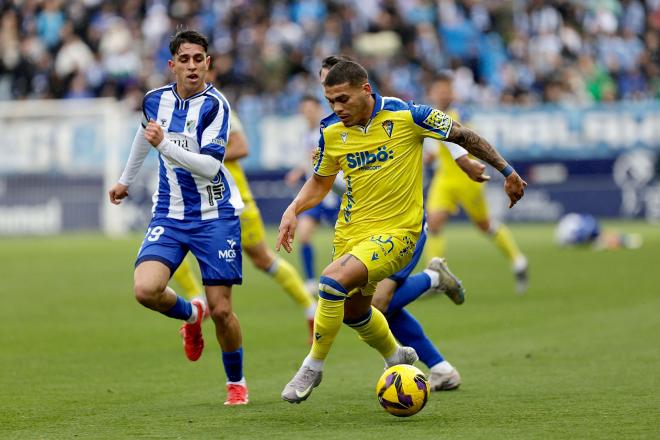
[446,121,507,171]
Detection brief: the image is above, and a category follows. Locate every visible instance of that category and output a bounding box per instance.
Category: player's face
[168,43,210,98]
[428,80,453,110]
[323,81,372,127]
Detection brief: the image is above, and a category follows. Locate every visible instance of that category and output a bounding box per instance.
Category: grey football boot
[427,257,465,305]
[428,367,461,391]
[281,366,323,404]
[385,346,419,368]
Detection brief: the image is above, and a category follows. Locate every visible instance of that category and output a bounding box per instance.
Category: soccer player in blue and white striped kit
[108,30,248,405]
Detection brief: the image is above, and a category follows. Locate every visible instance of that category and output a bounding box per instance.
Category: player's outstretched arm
[276,173,335,253]
[446,121,526,207]
[108,124,154,205]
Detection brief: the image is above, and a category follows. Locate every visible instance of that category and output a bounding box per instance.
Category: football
[376,364,430,417]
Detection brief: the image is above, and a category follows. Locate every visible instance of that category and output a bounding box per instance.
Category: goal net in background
[0,98,151,237]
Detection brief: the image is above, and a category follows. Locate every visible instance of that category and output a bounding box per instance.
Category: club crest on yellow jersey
[382,120,394,138]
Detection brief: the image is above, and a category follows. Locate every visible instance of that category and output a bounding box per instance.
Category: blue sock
[161,296,193,320]
[301,243,315,281]
[387,309,444,368]
[222,347,244,382]
[387,272,432,313]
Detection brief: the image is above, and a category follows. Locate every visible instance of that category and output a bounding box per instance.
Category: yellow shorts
[426,175,489,223]
[239,199,266,248]
[332,230,417,296]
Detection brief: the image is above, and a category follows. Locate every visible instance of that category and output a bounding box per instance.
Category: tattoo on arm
[446,121,507,171]
[339,255,354,266]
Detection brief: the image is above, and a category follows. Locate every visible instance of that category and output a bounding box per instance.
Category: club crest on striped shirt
[186,119,197,133]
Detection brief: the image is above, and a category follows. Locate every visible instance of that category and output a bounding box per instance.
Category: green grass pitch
[1,222,658,439]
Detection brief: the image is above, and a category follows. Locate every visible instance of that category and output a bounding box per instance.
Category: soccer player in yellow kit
[172,111,317,341]
[425,73,529,293]
[276,60,526,403]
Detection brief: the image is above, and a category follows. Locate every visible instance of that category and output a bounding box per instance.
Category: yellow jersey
[314,93,453,239]
[223,112,254,203]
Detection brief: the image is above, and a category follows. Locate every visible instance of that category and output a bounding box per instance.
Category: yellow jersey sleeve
[408,103,453,141]
[313,123,341,177]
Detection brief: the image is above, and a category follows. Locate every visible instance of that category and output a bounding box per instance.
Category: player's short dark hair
[323,60,369,88]
[169,30,209,56]
[320,55,353,74]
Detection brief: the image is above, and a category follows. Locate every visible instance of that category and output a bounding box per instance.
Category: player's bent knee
[320,270,352,291]
[208,305,233,327]
[427,212,449,234]
[244,243,274,271]
[252,253,274,271]
[321,261,368,290]
[475,220,491,233]
[133,283,164,308]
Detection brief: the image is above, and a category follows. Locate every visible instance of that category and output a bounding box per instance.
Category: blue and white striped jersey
[142,83,243,221]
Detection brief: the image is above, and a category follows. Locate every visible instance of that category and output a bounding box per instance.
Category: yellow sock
[492,224,522,263]
[172,257,203,300]
[424,233,446,264]
[310,297,345,360]
[347,306,398,358]
[269,258,314,309]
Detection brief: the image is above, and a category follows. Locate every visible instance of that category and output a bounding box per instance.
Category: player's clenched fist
[108,183,129,205]
[144,119,164,147]
[504,172,527,208]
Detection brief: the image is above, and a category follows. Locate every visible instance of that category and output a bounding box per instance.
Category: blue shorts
[301,203,339,225]
[388,222,427,285]
[135,216,242,286]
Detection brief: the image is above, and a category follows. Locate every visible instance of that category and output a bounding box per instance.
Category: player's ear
[167,59,175,72]
[362,82,372,95]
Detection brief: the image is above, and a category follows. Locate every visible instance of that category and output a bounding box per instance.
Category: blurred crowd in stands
[1,0,659,112]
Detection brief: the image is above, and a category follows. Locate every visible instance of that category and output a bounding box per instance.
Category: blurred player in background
[285,95,342,294]
[108,30,248,405]
[424,73,529,294]
[223,111,317,337]
[555,213,642,250]
[276,60,526,403]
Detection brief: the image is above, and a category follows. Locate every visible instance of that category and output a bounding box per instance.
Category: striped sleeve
[142,93,160,128]
[198,95,230,162]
